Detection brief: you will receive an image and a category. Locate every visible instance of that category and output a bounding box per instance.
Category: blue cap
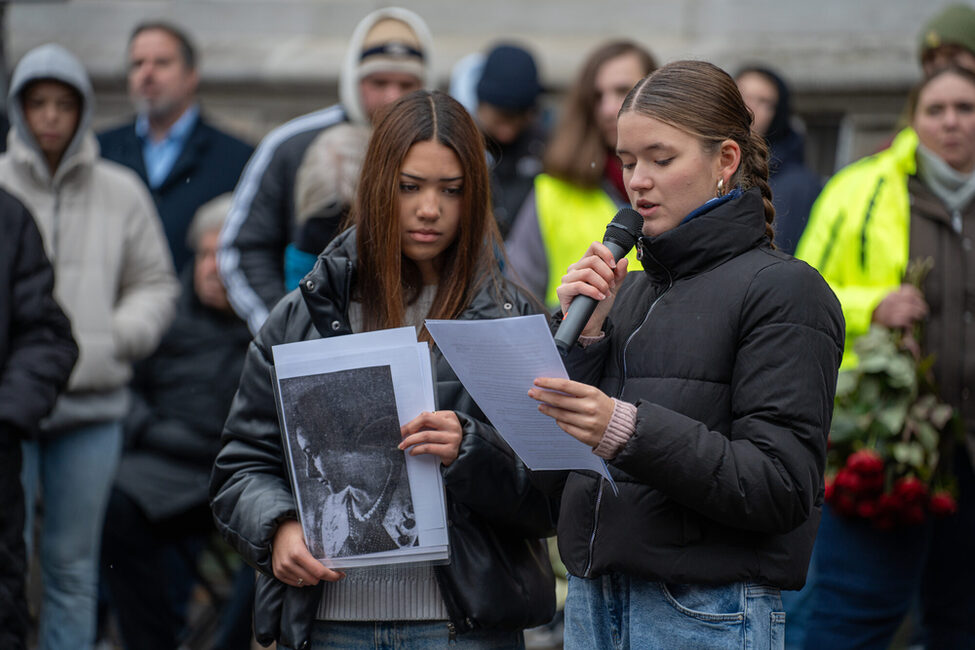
[476,44,542,111]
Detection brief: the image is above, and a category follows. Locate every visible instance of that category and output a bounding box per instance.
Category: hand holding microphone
[553,208,643,354]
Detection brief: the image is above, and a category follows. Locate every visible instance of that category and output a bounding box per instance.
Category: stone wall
[8,0,969,173]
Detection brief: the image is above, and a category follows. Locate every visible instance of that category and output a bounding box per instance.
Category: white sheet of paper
[272,326,417,367]
[426,314,615,485]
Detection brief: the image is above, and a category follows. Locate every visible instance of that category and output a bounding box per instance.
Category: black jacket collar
[637,187,769,283]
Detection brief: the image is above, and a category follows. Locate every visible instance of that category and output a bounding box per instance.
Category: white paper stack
[271,327,449,569]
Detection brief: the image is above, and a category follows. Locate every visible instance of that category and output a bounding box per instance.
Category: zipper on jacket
[619,263,673,397]
[582,481,604,578]
[582,251,673,579]
[52,190,62,262]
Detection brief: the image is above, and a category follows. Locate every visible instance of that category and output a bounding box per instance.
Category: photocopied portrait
[279,365,419,560]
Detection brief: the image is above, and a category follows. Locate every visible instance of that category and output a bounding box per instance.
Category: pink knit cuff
[578,332,606,347]
[593,399,637,460]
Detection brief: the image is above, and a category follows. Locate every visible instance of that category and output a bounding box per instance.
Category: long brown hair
[353,90,501,340]
[544,40,656,187]
[620,60,776,242]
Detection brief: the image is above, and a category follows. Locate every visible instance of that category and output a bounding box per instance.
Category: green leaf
[875,402,909,437]
[914,422,939,453]
[835,372,857,398]
[886,355,917,389]
[892,442,925,469]
[930,404,955,430]
[829,412,863,444]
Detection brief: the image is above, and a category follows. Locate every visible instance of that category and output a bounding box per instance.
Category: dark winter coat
[115,268,252,521]
[0,188,76,649]
[769,130,822,255]
[555,188,844,590]
[0,187,77,441]
[210,229,556,649]
[98,116,253,272]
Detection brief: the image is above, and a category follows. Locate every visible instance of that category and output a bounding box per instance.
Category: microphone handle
[553,241,629,354]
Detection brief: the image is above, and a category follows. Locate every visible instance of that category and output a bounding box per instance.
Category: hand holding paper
[425,314,617,488]
[528,377,616,449]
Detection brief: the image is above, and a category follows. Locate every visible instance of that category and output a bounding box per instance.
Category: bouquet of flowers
[825,259,959,529]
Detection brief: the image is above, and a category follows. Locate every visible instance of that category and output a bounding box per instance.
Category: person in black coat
[736,66,822,255]
[210,91,555,649]
[99,195,252,650]
[529,61,844,650]
[98,21,253,272]
[0,188,77,650]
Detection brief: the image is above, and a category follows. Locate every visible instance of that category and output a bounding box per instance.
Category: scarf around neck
[916,143,975,213]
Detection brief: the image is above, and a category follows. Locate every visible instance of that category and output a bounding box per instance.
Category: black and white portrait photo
[279,365,419,560]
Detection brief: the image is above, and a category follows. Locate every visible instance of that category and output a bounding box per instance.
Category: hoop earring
[716,178,724,198]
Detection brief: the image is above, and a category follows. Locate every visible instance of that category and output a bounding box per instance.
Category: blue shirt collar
[679,186,744,225]
[135,104,199,144]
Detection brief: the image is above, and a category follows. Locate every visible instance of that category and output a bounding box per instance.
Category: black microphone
[553,207,644,354]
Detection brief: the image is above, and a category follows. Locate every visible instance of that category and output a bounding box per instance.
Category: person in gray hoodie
[0,43,179,650]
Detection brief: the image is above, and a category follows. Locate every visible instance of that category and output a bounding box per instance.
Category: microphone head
[603,207,644,250]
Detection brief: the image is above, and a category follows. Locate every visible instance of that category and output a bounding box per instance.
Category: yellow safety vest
[535,173,643,307]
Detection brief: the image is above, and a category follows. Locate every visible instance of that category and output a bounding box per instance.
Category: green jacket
[795,128,918,369]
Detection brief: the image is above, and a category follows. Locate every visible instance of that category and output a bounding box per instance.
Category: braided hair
[620,60,776,243]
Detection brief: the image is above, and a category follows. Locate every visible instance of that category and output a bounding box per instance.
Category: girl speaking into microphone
[529,60,844,649]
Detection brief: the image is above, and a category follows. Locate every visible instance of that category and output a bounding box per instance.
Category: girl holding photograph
[210,90,555,649]
[529,61,844,649]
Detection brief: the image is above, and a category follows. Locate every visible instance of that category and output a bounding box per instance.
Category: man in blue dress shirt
[99,22,253,272]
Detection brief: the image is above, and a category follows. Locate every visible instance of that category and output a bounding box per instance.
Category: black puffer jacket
[210,229,555,649]
[556,188,844,590]
[0,188,77,440]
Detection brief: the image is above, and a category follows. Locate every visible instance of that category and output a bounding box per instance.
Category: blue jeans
[300,620,525,649]
[804,451,975,650]
[564,573,784,650]
[781,552,816,650]
[21,421,123,650]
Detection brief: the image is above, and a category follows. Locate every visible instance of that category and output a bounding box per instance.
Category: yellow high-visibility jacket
[535,174,642,307]
[795,128,918,369]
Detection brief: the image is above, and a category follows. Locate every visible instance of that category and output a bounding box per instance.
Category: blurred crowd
[2,3,975,649]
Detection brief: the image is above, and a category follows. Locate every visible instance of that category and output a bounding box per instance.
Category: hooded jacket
[0,44,179,436]
[738,67,822,255]
[555,189,844,590]
[210,229,555,648]
[219,7,435,334]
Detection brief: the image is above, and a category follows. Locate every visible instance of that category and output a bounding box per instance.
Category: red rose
[858,471,884,494]
[856,499,878,519]
[824,479,835,502]
[876,492,903,515]
[847,449,884,476]
[893,476,928,503]
[834,469,861,494]
[929,492,958,517]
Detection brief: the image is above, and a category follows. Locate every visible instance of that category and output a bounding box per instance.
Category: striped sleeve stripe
[219,105,345,334]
